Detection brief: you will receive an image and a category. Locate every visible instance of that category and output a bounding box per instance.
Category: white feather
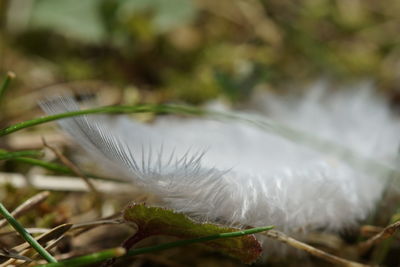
[40,84,400,235]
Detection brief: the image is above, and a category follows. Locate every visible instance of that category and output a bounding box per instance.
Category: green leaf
[123,203,264,264]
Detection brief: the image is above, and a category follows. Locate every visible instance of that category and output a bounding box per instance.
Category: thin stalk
[36,248,126,267]
[9,157,72,174]
[0,149,43,160]
[0,71,15,103]
[6,157,126,183]
[0,104,205,136]
[125,225,274,256]
[36,226,273,267]
[0,191,50,228]
[42,139,99,195]
[0,202,57,263]
[1,103,396,179]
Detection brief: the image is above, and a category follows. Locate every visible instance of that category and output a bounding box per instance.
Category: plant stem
[36,247,126,267]
[0,191,50,229]
[36,226,273,267]
[0,71,15,103]
[0,149,43,160]
[0,104,205,136]
[125,225,274,256]
[2,101,394,180]
[1,102,396,179]
[9,157,72,173]
[0,202,57,263]
[5,156,126,183]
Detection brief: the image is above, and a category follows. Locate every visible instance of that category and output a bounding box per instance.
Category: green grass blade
[0,202,57,263]
[0,102,396,179]
[0,104,205,136]
[35,247,126,267]
[0,149,44,160]
[36,226,273,267]
[0,71,15,103]
[8,157,126,183]
[124,225,274,257]
[10,157,72,173]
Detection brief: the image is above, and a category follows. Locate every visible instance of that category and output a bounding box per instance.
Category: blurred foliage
[1,0,400,104]
[1,1,400,265]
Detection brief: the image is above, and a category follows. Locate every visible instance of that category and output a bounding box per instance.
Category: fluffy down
[40,84,400,233]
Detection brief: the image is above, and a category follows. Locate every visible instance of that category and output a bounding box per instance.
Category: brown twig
[58,213,123,249]
[359,220,400,253]
[359,225,383,238]
[71,218,123,230]
[41,137,99,195]
[263,230,370,267]
[0,191,50,229]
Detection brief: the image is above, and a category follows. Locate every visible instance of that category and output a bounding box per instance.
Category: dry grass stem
[71,219,123,230]
[0,248,32,262]
[359,220,400,253]
[12,224,72,253]
[70,218,124,238]
[0,228,50,237]
[263,230,370,267]
[0,191,50,229]
[0,224,72,267]
[359,225,384,238]
[0,172,136,193]
[42,138,99,195]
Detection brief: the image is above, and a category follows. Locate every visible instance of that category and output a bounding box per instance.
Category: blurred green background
[1,2,400,265]
[1,0,400,104]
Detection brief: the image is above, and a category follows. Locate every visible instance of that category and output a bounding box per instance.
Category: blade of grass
[0,71,15,103]
[36,247,126,267]
[0,104,205,136]
[1,103,397,179]
[2,224,72,266]
[0,149,43,160]
[0,202,57,263]
[124,225,274,256]
[6,156,126,183]
[9,157,72,173]
[36,225,273,267]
